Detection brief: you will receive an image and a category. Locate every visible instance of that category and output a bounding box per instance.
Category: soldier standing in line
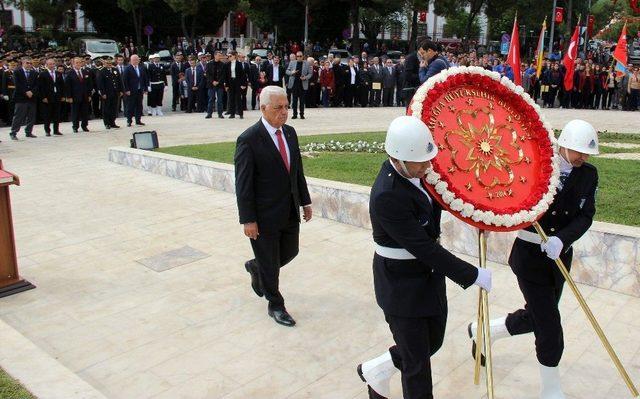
[147,53,167,116]
[96,57,123,129]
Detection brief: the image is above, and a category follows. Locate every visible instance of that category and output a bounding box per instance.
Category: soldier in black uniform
[85,57,101,119]
[1,60,17,127]
[96,57,123,129]
[358,116,492,399]
[147,53,167,116]
[468,119,599,399]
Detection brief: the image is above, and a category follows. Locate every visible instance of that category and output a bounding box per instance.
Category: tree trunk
[350,0,360,53]
[409,8,418,52]
[132,9,140,45]
[566,0,573,36]
[190,14,196,43]
[181,13,189,41]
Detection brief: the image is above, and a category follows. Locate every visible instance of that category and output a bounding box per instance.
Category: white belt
[517,230,542,245]
[150,81,164,85]
[374,244,416,260]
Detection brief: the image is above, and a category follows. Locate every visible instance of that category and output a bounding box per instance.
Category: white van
[79,39,119,60]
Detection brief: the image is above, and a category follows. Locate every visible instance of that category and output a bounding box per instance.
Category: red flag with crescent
[406,67,560,232]
[562,23,580,91]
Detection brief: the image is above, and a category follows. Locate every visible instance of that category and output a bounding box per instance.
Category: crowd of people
[1,38,638,141]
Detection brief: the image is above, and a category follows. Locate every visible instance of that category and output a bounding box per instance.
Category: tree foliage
[164,0,237,41]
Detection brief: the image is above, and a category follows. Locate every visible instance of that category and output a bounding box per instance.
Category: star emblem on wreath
[444,107,524,188]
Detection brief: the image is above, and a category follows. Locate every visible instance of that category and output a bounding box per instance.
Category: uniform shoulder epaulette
[582,162,597,172]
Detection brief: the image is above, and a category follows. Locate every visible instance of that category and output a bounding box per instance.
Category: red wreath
[632,0,640,13]
[407,71,557,232]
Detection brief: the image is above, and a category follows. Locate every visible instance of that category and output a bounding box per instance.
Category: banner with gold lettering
[407,66,560,232]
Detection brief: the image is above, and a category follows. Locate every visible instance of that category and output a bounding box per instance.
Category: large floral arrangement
[408,66,560,231]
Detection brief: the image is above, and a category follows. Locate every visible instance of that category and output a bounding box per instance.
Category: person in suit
[146,53,167,116]
[96,57,123,129]
[205,50,225,119]
[223,51,247,119]
[122,54,148,126]
[196,53,208,112]
[403,44,423,109]
[114,54,127,115]
[238,53,252,111]
[9,57,39,140]
[38,57,64,136]
[265,55,285,87]
[368,57,383,107]
[170,52,186,112]
[381,59,396,107]
[185,56,203,113]
[468,120,599,399]
[248,56,261,110]
[285,51,312,119]
[358,116,490,399]
[344,58,358,107]
[332,58,345,107]
[1,60,17,127]
[65,57,93,133]
[234,85,312,327]
[395,56,406,107]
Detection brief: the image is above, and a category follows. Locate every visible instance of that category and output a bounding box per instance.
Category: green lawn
[0,368,35,399]
[158,132,640,227]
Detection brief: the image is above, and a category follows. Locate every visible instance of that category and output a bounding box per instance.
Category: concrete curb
[108,146,640,298]
[0,319,107,399]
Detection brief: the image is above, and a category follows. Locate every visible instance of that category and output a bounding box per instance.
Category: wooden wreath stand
[0,160,35,298]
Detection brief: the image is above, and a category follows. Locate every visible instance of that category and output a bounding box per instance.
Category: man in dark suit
[381,59,396,107]
[358,116,490,399]
[65,57,92,132]
[368,57,383,107]
[248,56,261,110]
[38,57,64,136]
[9,57,39,140]
[196,53,208,112]
[238,53,251,111]
[223,51,247,119]
[468,120,599,398]
[265,55,285,87]
[234,85,312,327]
[170,52,186,112]
[122,54,148,126]
[96,57,123,129]
[185,56,203,113]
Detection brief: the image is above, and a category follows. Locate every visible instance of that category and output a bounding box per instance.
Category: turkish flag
[555,7,564,23]
[418,11,427,23]
[562,24,580,91]
[507,17,521,86]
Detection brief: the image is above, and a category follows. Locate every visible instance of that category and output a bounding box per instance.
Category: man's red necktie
[275,129,290,172]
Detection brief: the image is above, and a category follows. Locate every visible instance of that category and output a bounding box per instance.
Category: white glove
[147,86,152,92]
[541,236,563,260]
[474,267,492,292]
[3,95,8,101]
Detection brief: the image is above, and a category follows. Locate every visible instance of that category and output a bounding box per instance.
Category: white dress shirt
[273,64,279,81]
[261,117,290,166]
[231,60,236,78]
[349,66,356,84]
[390,160,432,205]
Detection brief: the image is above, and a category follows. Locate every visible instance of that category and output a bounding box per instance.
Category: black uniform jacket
[509,162,598,286]
[234,120,311,235]
[370,160,479,318]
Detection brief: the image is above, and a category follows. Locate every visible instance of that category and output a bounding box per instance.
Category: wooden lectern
[0,160,35,298]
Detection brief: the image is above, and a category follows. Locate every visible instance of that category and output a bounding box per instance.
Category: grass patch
[159,131,640,227]
[0,368,35,399]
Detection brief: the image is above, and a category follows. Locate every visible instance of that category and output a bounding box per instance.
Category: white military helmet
[385,116,438,162]
[558,119,599,155]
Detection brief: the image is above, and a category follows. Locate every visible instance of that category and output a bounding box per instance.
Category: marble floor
[0,107,639,398]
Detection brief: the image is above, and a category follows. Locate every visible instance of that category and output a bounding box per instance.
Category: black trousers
[71,99,89,130]
[91,92,101,118]
[41,99,61,133]
[291,86,305,117]
[506,275,565,367]
[101,96,117,127]
[227,83,243,117]
[249,211,300,310]
[369,88,382,106]
[172,82,180,110]
[197,85,207,112]
[383,88,394,106]
[359,85,369,107]
[386,313,447,399]
[187,89,198,112]
[147,83,164,107]
[126,90,143,123]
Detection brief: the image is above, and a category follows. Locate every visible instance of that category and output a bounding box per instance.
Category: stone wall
[109,147,640,297]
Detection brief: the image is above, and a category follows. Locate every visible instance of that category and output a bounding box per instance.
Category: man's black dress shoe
[127,122,132,127]
[244,260,263,297]
[136,122,145,126]
[105,125,111,129]
[268,308,296,327]
[26,134,37,138]
[291,115,297,119]
[10,135,18,141]
[300,115,305,120]
[53,132,63,136]
[73,128,78,133]
[82,127,89,132]
[112,125,121,129]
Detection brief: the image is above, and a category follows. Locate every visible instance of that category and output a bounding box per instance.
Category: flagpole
[549,0,557,54]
